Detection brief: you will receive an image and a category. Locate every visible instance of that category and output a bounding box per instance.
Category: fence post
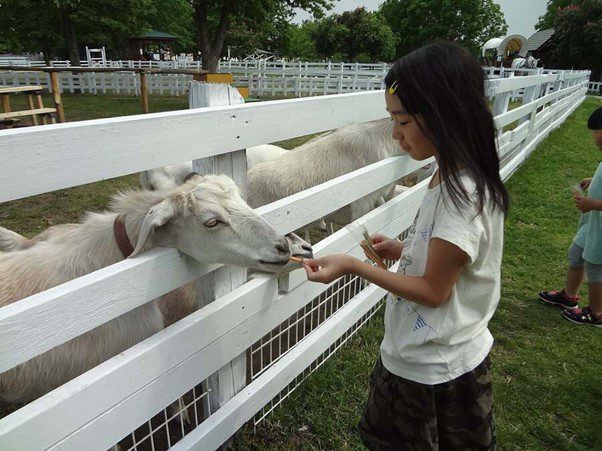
[491,72,514,138]
[189,82,248,417]
[49,71,66,122]
[552,72,565,105]
[519,71,541,125]
[140,70,149,113]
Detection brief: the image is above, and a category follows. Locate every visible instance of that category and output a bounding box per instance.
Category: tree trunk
[60,10,80,66]
[42,43,52,65]
[193,0,235,72]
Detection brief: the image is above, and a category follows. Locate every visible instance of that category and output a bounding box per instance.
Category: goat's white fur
[247,118,402,225]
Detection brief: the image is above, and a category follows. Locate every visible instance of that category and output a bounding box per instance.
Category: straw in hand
[359,230,387,269]
[360,241,388,270]
[346,221,388,270]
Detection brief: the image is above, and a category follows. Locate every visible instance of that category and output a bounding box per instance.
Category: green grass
[1,93,601,449]
[7,92,189,123]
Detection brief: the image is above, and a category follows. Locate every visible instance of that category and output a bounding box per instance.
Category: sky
[292,0,549,38]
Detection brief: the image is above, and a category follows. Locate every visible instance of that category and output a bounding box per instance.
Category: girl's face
[385,90,437,161]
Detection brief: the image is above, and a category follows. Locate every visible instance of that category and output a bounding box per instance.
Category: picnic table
[0,85,58,127]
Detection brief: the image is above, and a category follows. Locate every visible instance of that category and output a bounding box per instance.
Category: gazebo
[129,30,177,61]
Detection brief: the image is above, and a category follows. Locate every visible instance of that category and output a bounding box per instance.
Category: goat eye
[204,218,220,228]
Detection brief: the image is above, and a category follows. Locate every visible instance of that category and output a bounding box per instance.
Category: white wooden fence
[0,58,599,97]
[0,58,390,77]
[0,69,384,97]
[589,81,602,95]
[0,69,590,450]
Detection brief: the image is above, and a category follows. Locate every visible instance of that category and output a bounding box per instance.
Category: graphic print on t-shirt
[391,205,438,342]
[419,225,432,242]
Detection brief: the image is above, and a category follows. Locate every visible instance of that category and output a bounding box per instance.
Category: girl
[302,41,509,450]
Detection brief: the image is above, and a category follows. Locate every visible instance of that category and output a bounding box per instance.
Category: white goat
[139,144,289,191]
[247,118,402,223]
[0,174,298,407]
[0,224,313,329]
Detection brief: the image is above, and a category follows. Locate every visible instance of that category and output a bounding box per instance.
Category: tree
[547,0,602,79]
[220,3,293,59]
[310,8,396,62]
[284,22,319,60]
[379,0,508,57]
[187,0,334,72]
[0,0,194,62]
[535,0,573,31]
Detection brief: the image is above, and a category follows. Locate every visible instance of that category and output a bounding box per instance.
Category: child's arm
[574,194,602,213]
[303,238,469,308]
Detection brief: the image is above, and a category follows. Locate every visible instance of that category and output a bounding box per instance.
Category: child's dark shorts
[359,355,495,450]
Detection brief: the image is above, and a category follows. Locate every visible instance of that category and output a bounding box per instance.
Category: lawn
[1,93,600,449]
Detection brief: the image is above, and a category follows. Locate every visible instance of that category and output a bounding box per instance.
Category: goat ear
[130,198,176,257]
[183,172,202,183]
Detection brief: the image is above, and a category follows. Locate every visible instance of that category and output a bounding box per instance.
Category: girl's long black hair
[385,41,509,215]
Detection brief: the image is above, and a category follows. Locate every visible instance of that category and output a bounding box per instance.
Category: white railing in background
[0,69,591,450]
[588,81,602,94]
[0,58,599,97]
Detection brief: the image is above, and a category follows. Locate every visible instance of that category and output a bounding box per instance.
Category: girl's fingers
[370,234,388,244]
[303,262,321,275]
[303,264,328,282]
[302,257,323,267]
[372,241,387,250]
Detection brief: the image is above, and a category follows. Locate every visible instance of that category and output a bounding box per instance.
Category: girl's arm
[303,238,469,308]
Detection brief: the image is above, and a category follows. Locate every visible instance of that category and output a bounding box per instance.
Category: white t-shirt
[380,173,504,384]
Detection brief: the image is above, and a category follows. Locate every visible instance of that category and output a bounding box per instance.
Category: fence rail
[0,68,591,450]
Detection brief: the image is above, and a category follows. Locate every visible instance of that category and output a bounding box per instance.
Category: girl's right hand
[369,234,403,260]
[580,178,592,190]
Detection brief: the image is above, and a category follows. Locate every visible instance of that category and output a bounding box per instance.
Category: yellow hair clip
[388,80,398,95]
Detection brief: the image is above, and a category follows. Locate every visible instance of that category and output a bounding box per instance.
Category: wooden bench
[0,85,57,127]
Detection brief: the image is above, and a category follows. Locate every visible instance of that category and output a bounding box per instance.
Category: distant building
[129,30,177,61]
[519,28,555,67]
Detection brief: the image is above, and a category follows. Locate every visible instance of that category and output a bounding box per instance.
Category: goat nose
[302,244,312,252]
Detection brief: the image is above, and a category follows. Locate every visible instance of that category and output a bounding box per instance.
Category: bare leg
[564,266,585,297]
[588,282,602,316]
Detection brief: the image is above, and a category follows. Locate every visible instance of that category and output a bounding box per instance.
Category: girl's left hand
[574,194,595,213]
[302,254,357,284]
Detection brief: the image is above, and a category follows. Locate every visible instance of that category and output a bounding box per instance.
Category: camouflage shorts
[359,355,496,450]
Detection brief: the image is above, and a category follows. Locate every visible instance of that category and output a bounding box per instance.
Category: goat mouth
[259,259,289,266]
[293,252,313,259]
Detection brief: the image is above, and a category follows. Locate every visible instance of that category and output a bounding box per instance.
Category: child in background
[539,106,602,327]
[302,41,508,449]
